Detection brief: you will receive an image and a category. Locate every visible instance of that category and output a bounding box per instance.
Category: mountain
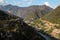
[42,5,60,24]
[0,4,21,15]
[0,4,53,21]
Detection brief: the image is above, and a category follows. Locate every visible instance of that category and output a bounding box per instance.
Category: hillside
[28,6,60,39]
[0,10,46,40]
[42,5,60,24]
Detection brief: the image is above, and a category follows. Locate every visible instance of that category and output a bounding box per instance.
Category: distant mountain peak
[0,5,53,20]
[5,4,13,7]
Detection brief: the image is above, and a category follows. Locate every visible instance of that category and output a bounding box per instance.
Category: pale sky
[0,0,60,8]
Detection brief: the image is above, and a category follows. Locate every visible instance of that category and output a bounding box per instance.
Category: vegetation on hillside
[42,6,60,24]
[28,6,60,39]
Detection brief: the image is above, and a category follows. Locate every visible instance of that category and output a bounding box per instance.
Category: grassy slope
[42,6,60,24]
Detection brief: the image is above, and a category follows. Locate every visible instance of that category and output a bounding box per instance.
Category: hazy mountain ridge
[0,5,53,20]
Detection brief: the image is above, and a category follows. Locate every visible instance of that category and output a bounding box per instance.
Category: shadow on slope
[0,10,58,40]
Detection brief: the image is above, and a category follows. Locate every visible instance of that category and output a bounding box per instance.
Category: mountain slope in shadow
[0,10,57,40]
